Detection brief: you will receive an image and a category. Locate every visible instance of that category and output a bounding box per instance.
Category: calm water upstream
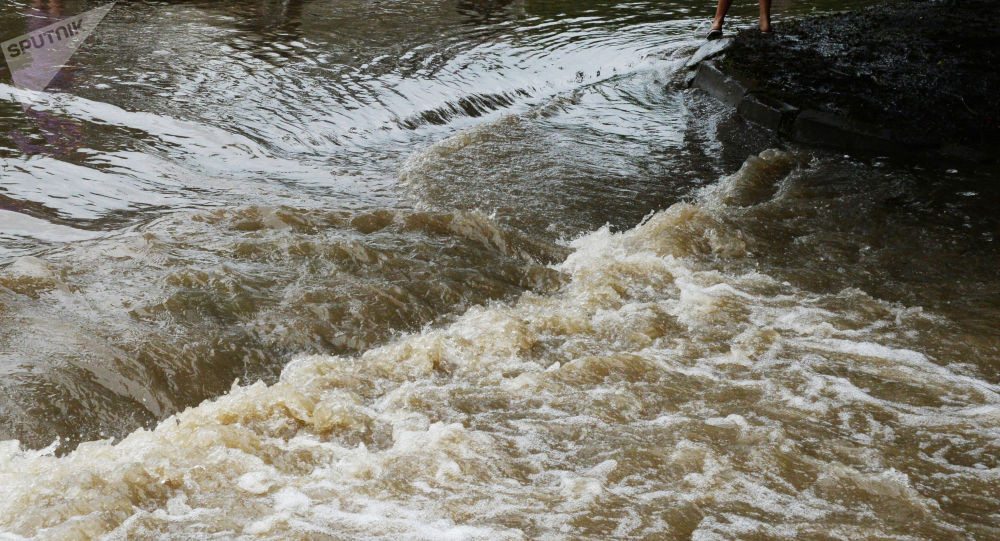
[0,0,998,538]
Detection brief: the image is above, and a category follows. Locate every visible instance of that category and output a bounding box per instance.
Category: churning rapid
[1,0,998,539]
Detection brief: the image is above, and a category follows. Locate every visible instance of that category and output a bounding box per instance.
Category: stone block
[737,93,799,133]
[791,109,906,155]
[685,38,734,69]
[692,61,748,108]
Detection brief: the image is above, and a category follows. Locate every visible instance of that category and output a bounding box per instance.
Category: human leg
[759,0,772,32]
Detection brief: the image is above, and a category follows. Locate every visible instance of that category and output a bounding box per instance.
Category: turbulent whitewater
[1,150,997,539]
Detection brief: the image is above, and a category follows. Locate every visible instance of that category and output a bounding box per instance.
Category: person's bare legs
[759,0,773,31]
[712,0,733,31]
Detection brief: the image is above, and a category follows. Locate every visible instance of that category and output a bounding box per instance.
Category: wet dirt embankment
[688,0,1000,161]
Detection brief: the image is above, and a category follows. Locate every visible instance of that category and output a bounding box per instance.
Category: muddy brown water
[0,0,998,538]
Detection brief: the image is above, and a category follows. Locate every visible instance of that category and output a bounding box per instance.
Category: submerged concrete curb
[689,56,905,156]
[684,40,986,160]
[791,109,906,156]
[692,61,747,108]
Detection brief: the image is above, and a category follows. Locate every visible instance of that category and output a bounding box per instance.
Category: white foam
[1,149,996,538]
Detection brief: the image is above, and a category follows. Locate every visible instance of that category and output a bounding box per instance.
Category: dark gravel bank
[719,0,999,151]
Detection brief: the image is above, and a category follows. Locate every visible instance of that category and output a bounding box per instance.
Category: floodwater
[0,0,998,538]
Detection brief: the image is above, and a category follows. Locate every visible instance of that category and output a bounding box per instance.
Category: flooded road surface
[1,0,998,538]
